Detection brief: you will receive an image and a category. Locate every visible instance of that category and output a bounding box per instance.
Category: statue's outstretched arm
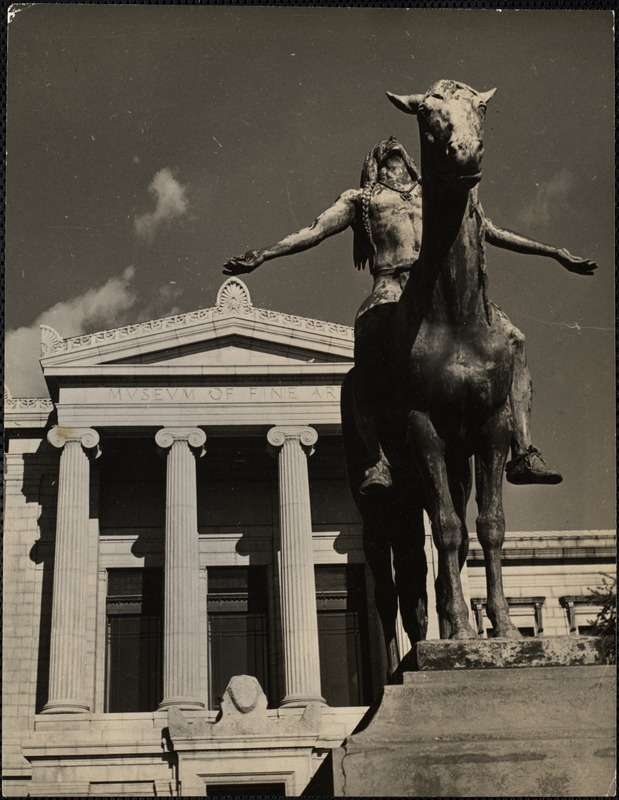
[484,217,598,276]
[223,190,358,276]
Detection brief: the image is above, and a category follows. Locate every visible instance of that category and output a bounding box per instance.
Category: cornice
[40,277,354,364]
[4,395,55,429]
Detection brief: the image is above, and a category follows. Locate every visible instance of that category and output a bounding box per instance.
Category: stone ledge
[411,635,606,671]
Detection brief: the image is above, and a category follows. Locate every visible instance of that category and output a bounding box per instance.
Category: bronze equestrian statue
[223,103,597,658]
[384,79,595,638]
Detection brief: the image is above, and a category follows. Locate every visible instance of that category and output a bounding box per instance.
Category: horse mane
[352,139,420,272]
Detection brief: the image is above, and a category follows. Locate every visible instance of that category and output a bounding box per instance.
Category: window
[106,568,163,712]
[471,597,545,638]
[206,783,286,797]
[559,596,600,635]
[315,565,372,707]
[207,566,270,710]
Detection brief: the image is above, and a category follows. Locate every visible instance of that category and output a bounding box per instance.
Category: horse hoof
[450,624,479,641]
[492,624,523,640]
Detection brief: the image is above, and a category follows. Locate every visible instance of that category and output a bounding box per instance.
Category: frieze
[4,396,55,411]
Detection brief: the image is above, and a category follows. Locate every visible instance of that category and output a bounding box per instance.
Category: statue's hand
[223,250,265,276]
[555,248,598,275]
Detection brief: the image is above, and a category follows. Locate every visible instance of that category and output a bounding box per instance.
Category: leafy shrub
[588,573,617,664]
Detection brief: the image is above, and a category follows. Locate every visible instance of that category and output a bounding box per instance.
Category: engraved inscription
[105,386,340,404]
[108,388,196,402]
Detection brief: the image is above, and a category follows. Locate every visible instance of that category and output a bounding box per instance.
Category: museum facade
[3,278,615,796]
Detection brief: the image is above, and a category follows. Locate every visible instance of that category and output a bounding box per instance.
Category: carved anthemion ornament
[216,277,253,314]
[40,324,65,357]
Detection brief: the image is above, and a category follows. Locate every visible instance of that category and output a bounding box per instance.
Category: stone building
[3,278,615,797]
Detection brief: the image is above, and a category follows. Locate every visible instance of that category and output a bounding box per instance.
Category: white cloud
[134,168,189,241]
[520,168,574,227]
[5,266,182,397]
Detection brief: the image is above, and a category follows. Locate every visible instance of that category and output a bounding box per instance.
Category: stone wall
[3,436,58,794]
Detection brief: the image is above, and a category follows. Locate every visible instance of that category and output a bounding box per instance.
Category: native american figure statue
[224,94,596,661]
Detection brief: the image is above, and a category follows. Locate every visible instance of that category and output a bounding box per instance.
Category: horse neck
[401,181,488,326]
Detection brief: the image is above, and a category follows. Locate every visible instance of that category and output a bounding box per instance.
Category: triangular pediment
[40,278,354,372]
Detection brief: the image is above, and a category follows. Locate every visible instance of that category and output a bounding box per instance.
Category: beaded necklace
[377,180,416,202]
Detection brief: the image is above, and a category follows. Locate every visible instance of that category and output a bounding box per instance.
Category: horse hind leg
[441,452,473,638]
[342,369,402,674]
[475,404,521,639]
[363,515,401,678]
[391,496,428,647]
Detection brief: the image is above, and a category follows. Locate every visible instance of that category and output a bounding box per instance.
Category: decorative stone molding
[39,282,353,359]
[47,426,101,457]
[40,324,65,357]
[216,277,252,313]
[155,427,207,454]
[4,396,55,411]
[267,425,318,456]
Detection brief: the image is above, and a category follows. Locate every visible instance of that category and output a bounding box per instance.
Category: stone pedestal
[42,427,100,714]
[335,638,616,797]
[267,426,325,707]
[156,427,206,711]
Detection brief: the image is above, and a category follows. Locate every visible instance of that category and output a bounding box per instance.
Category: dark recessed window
[106,568,163,712]
[315,564,372,707]
[473,597,545,638]
[207,566,270,710]
[206,783,286,797]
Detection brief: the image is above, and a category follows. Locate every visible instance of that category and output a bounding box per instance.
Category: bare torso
[353,181,423,320]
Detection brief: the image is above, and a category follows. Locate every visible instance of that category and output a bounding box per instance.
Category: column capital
[47,426,101,458]
[155,427,206,456]
[267,426,318,457]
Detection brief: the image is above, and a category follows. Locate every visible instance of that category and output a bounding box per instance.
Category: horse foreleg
[475,403,521,639]
[408,410,476,640]
[446,452,472,572]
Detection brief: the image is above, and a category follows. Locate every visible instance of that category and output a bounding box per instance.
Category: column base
[158,696,205,712]
[41,700,90,714]
[280,693,326,708]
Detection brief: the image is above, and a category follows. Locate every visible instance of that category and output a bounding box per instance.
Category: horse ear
[386,92,424,115]
[478,88,497,104]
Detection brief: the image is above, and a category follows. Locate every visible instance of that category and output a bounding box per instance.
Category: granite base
[334,639,615,797]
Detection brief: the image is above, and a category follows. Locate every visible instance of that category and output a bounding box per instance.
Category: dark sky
[5,6,614,532]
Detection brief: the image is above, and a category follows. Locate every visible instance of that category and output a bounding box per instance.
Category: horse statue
[386,80,521,640]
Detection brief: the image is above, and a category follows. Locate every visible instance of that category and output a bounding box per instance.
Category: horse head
[387,80,496,193]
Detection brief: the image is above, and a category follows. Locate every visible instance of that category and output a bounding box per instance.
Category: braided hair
[352,138,420,273]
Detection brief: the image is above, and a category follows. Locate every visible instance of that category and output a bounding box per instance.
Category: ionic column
[267,426,325,707]
[43,426,100,714]
[156,427,206,711]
